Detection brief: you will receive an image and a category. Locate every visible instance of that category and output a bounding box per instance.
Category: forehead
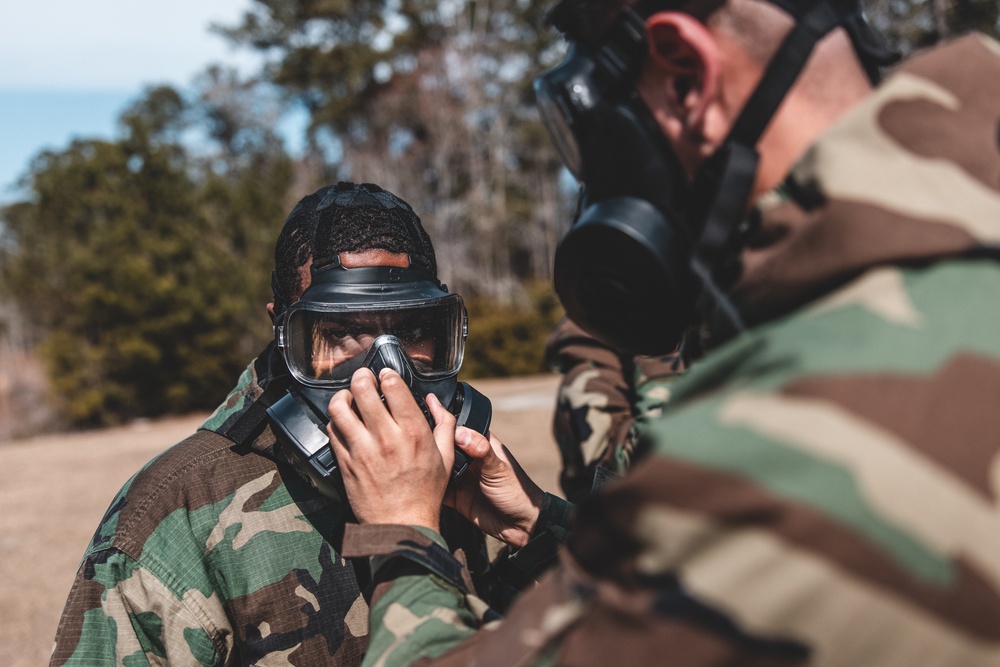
[294,250,413,300]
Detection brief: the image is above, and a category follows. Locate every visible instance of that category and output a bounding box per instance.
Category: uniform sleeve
[341,525,486,666]
[338,494,627,667]
[50,548,221,667]
[344,383,1000,667]
[545,318,638,501]
[342,469,793,667]
[340,452,818,667]
[342,495,576,666]
[545,318,683,501]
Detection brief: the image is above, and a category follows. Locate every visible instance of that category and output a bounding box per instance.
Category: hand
[326,368,455,532]
[444,427,545,549]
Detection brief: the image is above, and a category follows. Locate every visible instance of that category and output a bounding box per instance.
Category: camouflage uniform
[340,35,1000,666]
[50,344,486,666]
[545,318,683,501]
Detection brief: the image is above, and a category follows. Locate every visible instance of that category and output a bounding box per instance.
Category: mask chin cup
[554,197,698,355]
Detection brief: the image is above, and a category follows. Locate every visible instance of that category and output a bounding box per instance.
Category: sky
[0,0,283,204]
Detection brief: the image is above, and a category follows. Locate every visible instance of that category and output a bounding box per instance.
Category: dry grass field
[0,374,562,667]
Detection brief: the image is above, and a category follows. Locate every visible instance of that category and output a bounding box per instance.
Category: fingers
[350,368,386,425]
[326,389,359,467]
[327,389,361,439]
[378,368,429,427]
[426,391,457,432]
[328,369,389,467]
[426,393,456,467]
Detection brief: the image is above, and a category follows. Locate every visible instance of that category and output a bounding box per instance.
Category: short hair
[271,182,437,313]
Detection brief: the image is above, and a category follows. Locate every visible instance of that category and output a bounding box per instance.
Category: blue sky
[0,0,280,204]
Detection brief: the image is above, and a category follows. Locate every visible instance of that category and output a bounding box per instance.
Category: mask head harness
[536,0,897,354]
[267,253,491,500]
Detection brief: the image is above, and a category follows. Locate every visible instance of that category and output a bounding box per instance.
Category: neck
[752,42,873,198]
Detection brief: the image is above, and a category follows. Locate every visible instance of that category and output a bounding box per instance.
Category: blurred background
[0,0,997,665]
[1,0,997,439]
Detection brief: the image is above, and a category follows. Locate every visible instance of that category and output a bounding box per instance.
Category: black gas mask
[266,256,492,501]
[536,0,897,355]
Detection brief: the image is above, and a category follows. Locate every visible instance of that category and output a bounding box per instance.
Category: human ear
[644,12,719,133]
[266,303,276,324]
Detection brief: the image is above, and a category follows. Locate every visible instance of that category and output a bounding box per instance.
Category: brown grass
[0,374,562,667]
[0,345,60,443]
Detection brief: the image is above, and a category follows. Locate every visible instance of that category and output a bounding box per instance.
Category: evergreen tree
[864,0,998,54]
[0,85,293,426]
[217,0,572,301]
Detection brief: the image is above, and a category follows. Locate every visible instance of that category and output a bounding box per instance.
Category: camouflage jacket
[545,317,683,502]
[50,345,486,666]
[341,35,1000,666]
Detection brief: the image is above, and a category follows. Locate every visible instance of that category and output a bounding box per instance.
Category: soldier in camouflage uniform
[545,317,683,501]
[49,182,489,666]
[321,0,1000,664]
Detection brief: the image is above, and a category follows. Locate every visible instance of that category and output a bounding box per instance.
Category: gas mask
[535,0,897,355]
[266,257,492,501]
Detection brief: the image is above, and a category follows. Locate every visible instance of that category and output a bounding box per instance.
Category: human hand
[444,427,545,549]
[326,368,455,532]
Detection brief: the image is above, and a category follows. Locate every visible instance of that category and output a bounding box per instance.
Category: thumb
[455,428,510,483]
[454,427,495,462]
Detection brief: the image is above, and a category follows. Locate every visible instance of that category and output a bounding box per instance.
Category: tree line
[1,0,996,434]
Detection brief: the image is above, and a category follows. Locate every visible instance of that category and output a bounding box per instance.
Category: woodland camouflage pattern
[344,35,1000,666]
[545,317,683,501]
[49,347,486,666]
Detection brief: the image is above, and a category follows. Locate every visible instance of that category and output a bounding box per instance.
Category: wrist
[355,508,440,534]
[527,493,574,543]
[498,488,545,549]
[397,515,441,533]
[517,489,546,542]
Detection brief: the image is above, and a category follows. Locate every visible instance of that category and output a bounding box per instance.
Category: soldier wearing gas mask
[266,203,491,501]
[328,0,1000,665]
[51,182,499,667]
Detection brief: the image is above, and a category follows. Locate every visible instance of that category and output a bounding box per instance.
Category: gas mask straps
[535,0,891,354]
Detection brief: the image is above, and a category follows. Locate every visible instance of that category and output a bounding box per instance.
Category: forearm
[343,524,493,666]
[342,493,576,667]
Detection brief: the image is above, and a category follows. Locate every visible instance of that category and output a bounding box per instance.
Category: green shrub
[461,282,563,380]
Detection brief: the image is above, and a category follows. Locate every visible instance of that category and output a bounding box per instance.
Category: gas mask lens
[284,295,466,386]
[534,77,583,180]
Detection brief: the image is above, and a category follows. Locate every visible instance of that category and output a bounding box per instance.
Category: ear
[266,303,277,324]
[644,12,720,134]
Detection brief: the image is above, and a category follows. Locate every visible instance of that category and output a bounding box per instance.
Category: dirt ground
[0,374,563,667]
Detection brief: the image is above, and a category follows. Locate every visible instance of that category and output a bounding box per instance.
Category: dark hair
[271,182,437,313]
